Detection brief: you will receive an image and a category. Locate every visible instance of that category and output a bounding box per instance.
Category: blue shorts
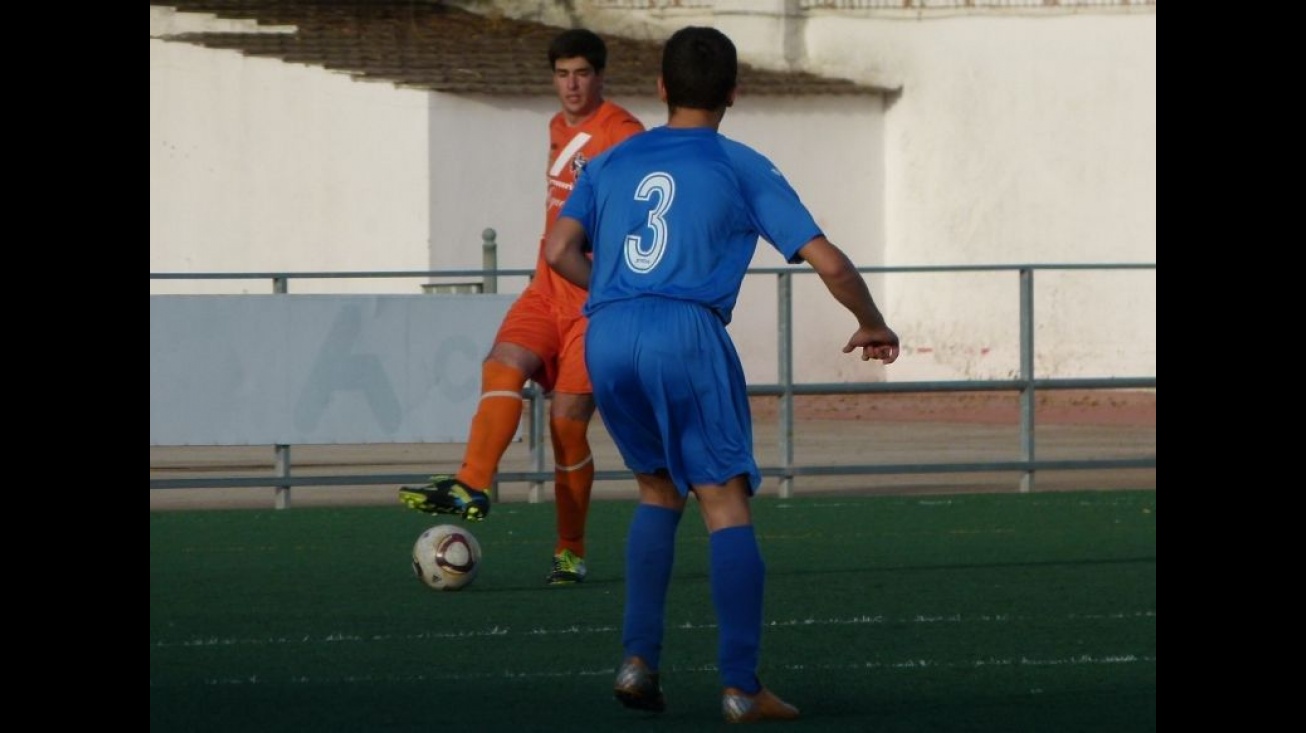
[585,297,761,497]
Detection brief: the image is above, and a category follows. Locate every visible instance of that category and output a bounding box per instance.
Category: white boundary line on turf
[150,653,1157,688]
[151,609,1154,648]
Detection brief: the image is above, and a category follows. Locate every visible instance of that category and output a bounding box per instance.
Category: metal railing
[150,253,1156,501]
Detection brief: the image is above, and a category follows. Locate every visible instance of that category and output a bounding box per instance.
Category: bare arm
[796,236,900,363]
[544,216,592,289]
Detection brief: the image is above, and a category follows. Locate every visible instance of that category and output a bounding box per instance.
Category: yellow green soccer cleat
[546,548,587,585]
[398,475,491,521]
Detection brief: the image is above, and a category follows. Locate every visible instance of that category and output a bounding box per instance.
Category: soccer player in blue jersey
[545,26,900,723]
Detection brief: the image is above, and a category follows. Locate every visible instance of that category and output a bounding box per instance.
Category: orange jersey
[531,100,645,314]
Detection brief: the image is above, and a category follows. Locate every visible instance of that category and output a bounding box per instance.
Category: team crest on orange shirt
[571,152,588,176]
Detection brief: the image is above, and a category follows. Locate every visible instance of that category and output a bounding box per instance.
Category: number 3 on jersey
[624,172,675,273]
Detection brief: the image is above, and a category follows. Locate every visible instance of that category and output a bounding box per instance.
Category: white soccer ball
[411,524,482,591]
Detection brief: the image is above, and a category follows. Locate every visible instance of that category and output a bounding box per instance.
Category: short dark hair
[549,28,608,72]
[661,26,737,111]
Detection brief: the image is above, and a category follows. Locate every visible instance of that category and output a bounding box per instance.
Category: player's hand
[843,325,900,363]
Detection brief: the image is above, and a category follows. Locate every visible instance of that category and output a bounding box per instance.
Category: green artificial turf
[150,490,1156,732]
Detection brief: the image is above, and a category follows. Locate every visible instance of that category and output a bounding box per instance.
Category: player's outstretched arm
[545,216,592,289]
[796,236,900,363]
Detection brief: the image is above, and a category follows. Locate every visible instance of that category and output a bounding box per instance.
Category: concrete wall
[502,0,1157,380]
[150,8,431,295]
[149,3,1155,382]
[801,10,1157,380]
[149,6,889,385]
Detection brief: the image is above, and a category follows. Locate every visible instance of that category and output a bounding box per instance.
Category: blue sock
[710,524,764,693]
[622,504,682,670]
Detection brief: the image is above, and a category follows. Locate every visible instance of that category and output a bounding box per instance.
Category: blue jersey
[560,126,822,325]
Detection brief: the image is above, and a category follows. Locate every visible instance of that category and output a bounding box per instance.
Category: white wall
[150,8,431,295]
[148,7,889,384]
[149,3,1155,382]
[484,1,1157,380]
[802,11,1157,379]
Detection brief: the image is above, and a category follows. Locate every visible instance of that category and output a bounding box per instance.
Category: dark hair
[548,28,608,72]
[661,26,737,111]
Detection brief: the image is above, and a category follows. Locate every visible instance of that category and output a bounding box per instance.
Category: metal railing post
[528,386,547,502]
[274,444,292,509]
[1018,267,1035,493]
[482,228,498,294]
[777,272,795,498]
[274,275,292,507]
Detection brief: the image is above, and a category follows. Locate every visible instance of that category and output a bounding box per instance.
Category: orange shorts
[493,286,590,395]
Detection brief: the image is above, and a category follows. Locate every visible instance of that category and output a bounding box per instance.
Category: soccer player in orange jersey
[399,29,645,585]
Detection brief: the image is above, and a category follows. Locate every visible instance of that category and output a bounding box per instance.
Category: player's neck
[562,99,605,127]
[666,107,725,130]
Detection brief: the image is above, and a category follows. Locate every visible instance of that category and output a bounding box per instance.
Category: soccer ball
[411,524,482,591]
